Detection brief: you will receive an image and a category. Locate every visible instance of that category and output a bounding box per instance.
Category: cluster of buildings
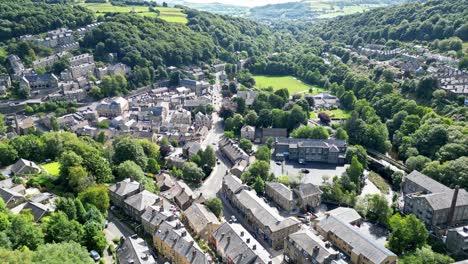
[6,25,131,102]
[0,159,56,222]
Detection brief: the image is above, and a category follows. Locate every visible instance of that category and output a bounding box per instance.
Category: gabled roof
[288,230,338,263]
[318,215,397,263]
[22,201,50,222]
[140,205,174,230]
[184,203,220,234]
[405,170,451,194]
[223,174,245,194]
[11,159,40,175]
[155,221,209,264]
[117,235,156,264]
[212,222,271,264]
[266,182,293,201]
[109,179,141,198]
[323,207,362,224]
[124,190,160,213]
[296,183,322,198]
[0,187,25,204]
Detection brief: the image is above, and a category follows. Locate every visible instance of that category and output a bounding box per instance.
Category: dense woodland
[314,0,468,43]
[0,0,94,41]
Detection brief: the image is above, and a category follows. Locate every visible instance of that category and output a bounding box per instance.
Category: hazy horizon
[186,0,301,7]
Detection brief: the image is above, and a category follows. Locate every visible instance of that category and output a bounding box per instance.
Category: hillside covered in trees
[315,0,467,43]
[0,0,95,41]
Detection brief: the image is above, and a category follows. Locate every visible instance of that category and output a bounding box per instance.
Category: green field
[312,108,351,119]
[253,75,316,94]
[81,3,188,24]
[42,162,61,176]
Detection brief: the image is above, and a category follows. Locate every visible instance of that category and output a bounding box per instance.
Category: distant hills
[165,0,419,22]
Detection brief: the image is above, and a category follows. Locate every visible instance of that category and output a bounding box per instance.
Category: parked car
[90,250,100,261]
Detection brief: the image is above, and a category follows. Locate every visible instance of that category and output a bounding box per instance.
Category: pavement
[270,160,348,186]
[103,211,136,264]
[196,74,230,199]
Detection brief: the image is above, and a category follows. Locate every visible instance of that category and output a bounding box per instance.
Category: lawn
[42,162,61,177]
[368,171,390,195]
[81,3,188,23]
[321,108,352,119]
[253,75,320,94]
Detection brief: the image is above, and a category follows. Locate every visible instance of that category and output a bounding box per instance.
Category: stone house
[316,215,397,264]
[0,188,26,208]
[108,179,142,209]
[265,182,295,212]
[19,74,59,91]
[117,235,156,264]
[294,183,322,211]
[153,221,209,264]
[274,138,347,165]
[97,97,129,118]
[183,203,221,241]
[123,190,161,221]
[446,225,468,257]
[284,230,339,264]
[11,159,41,176]
[240,125,255,141]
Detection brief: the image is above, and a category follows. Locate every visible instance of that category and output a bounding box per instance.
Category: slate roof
[22,201,50,222]
[236,188,300,233]
[405,170,451,194]
[223,174,246,194]
[288,230,338,263]
[423,190,468,211]
[141,205,174,230]
[212,222,271,264]
[324,207,362,224]
[124,190,160,213]
[276,137,347,148]
[184,203,220,235]
[109,179,141,198]
[266,182,294,201]
[155,221,209,264]
[117,235,156,264]
[296,183,322,198]
[11,159,40,175]
[0,187,25,204]
[318,215,396,263]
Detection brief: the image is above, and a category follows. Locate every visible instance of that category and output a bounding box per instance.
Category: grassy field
[253,75,320,94]
[368,171,390,195]
[81,3,188,23]
[42,162,61,177]
[320,109,352,119]
[306,0,386,19]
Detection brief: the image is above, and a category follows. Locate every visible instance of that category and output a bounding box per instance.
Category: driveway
[103,211,135,264]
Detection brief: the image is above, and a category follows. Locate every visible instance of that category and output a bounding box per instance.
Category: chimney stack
[447,186,460,227]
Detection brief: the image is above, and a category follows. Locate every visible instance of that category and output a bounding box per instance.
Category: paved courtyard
[270,160,348,186]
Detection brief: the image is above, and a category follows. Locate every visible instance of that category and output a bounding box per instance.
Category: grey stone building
[274,138,346,165]
[403,171,468,229]
[446,225,468,257]
[284,230,339,264]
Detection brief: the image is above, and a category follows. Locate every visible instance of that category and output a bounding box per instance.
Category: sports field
[81,3,188,24]
[253,75,309,94]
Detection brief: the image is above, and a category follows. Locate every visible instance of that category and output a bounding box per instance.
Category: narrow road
[103,211,135,264]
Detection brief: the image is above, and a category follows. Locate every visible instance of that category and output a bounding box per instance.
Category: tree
[78,185,110,214]
[139,139,160,160]
[0,247,33,264]
[244,111,258,126]
[318,112,331,125]
[405,155,431,171]
[204,198,222,218]
[181,162,205,182]
[345,145,368,168]
[335,127,349,141]
[83,221,107,255]
[33,242,94,264]
[43,212,84,243]
[147,158,160,174]
[7,213,44,250]
[67,165,92,193]
[169,71,180,86]
[54,197,77,221]
[356,194,392,227]
[341,91,357,110]
[239,138,253,152]
[113,137,148,169]
[346,156,364,191]
[400,246,453,264]
[290,126,329,139]
[116,160,145,181]
[0,114,6,135]
[0,143,18,167]
[198,146,216,175]
[388,214,428,254]
[241,160,270,185]
[252,176,265,194]
[257,109,272,128]
[255,145,271,161]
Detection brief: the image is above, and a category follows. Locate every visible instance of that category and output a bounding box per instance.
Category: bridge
[366,149,410,174]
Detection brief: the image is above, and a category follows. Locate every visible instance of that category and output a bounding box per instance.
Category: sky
[186,0,300,7]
